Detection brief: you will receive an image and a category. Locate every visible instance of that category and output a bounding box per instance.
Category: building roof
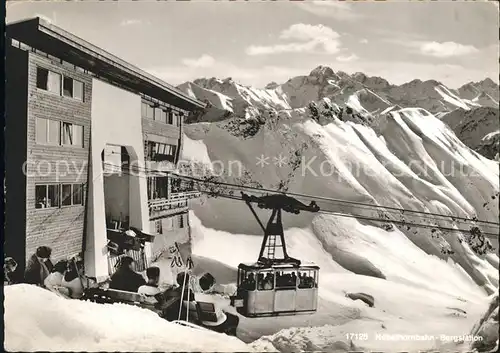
[6,17,205,111]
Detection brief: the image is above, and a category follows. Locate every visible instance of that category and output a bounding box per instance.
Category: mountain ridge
[177,65,499,159]
[179,65,498,116]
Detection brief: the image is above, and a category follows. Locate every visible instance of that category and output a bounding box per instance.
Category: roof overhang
[6,17,206,111]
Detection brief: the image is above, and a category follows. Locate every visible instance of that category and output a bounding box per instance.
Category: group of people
[5,249,239,336]
[108,257,237,329]
[241,270,317,291]
[3,246,197,306]
[108,256,197,304]
[4,246,97,299]
[108,256,168,304]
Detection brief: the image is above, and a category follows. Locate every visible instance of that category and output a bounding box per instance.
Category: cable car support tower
[240,192,320,266]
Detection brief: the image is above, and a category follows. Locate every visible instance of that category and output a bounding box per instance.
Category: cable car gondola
[230,193,320,317]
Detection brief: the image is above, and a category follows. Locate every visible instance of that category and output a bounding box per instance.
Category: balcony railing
[148,191,201,219]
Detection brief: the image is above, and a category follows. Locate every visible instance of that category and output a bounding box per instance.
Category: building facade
[5,17,204,280]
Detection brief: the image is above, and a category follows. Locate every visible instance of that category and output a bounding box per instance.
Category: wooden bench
[105,288,145,303]
[83,288,238,336]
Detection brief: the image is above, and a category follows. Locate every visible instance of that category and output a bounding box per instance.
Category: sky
[6,1,499,89]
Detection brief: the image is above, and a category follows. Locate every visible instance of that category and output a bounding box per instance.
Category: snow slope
[180,106,499,351]
[4,284,252,352]
[435,84,480,111]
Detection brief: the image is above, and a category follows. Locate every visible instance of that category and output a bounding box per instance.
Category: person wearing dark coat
[163,271,196,322]
[176,271,196,302]
[24,246,53,286]
[109,256,146,292]
[4,257,19,285]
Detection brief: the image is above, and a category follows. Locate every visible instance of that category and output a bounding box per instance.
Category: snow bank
[247,272,490,352]
[4,284,252,352]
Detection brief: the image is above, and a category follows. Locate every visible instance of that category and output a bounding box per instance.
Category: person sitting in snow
[109,256,146,293]
[176,271,196,302]
[138,266,161,303]
[24,246,53,287]
[44,260,71,297]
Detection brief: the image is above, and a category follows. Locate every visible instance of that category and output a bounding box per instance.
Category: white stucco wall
[85,78,150,279]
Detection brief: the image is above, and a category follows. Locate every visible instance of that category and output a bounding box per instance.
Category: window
[155,220,162,234]
[72,184,84,205]
[74,80,84,100]
[145,141,177,162]
[171,112,182,127]
[61,184,72,206]
[154,107,167,123]
[63,76,84,101]
[48,183,84,208]
[141,102,155,119]
[36,118,60,145]
[36,67,61,94]
[63,77,73,97]
[276,270,299,289]
[36,67,84,100]
[48,71,61,94]
[156,177,169,199]
[166,145,176,157]
[166,110,173,125]
[239,269,256,291]
[36,67,48,90]
[62,122,84,147]
[161,217,174,231]
[179,214,185,228]
[298,270,318,289]
[35,184,60,209]
[257,270,274,291]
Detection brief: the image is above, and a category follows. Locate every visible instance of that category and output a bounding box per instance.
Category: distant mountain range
[177,65,499,159]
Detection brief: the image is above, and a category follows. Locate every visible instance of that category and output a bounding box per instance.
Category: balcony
[148,191,200,220]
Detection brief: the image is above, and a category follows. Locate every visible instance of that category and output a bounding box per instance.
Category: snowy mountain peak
[265,81,279,89]
[352,72,370,83]
[478,77,497,88]
[351,72,391,90]
[458,78,499,103]
[309,65,335,78]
